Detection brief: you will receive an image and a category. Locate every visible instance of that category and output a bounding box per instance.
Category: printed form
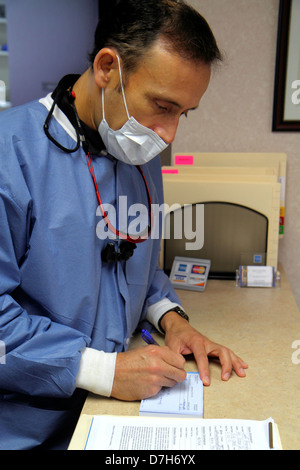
[84,416,280,450]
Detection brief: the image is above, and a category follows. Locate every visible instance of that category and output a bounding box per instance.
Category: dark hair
[89,0,222,74]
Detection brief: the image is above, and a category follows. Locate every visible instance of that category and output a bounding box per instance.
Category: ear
[93,48,119,89]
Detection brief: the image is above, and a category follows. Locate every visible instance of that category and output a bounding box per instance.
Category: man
[0,0,247,449]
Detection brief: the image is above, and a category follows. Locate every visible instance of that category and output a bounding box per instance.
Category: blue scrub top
[0,99,180,449]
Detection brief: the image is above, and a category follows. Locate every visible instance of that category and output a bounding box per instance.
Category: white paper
[247,266,274,287]
[85,416,280,450]
[139,372,203,417]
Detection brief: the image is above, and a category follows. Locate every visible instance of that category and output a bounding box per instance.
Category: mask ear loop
[116,55,130,120]
[101,88,106,121]
[101,54,130,123]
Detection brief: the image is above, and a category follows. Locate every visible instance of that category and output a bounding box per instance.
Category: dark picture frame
[272,0,300,131]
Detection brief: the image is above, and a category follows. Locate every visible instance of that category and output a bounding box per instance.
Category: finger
[192,346,211,386]
[154,345,186,369]
[212,346,234,381]
[163,352,187,384]
[160,376,184,389]
[219,350,248,381]
[161,363,187,385]
[175,337,211,386]
[232,356,248,377]
[196,356,210,386]
[147,346,187,384]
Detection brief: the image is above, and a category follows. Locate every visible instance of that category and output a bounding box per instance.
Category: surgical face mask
[98,56,169,165]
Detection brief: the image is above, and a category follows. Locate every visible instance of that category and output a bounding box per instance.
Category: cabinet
[0,0,10,110]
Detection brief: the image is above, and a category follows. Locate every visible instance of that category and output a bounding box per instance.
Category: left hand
[160,311,248,386]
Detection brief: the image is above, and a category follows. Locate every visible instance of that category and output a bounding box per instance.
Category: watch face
[174,307,189,322]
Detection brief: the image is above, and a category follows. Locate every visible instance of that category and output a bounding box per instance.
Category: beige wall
[173,0,300,309]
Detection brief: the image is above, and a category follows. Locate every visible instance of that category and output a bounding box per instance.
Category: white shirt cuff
[146,299,183,334]
[76,348,117,397]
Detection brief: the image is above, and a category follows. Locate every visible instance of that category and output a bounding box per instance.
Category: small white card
[238,265,275,287]
[139,372,203,418]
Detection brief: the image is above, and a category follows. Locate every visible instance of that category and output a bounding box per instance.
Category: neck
[72,68,100,131]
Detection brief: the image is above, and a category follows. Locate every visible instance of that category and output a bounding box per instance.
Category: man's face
[103,40,211,144]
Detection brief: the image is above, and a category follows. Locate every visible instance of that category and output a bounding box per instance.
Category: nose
[154,119,179,145]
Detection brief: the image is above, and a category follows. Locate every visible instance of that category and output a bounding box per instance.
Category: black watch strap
[158,306,189,333]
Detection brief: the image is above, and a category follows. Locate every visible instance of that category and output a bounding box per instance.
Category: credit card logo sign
[173,274,187,283]
[178,264,187,272]
[192,265,206,275]
[254,255,262,264]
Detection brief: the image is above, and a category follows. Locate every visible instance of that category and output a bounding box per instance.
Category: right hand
[111,345,186,401]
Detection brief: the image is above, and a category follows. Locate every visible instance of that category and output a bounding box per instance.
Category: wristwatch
[158,306,189,333]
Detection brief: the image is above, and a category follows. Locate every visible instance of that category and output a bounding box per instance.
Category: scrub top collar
[54,74,106,156]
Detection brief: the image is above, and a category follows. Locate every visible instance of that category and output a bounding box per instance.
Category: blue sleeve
[0,185,90,399]
[145,266,182,308]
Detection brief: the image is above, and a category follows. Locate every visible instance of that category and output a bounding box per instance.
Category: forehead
[125,40,211,109]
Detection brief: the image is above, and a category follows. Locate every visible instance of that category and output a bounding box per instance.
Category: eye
[156,102,168,112]
[154,99,172,113]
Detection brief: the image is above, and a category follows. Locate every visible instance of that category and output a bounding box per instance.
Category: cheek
[128,104,154,127]
[104,91,129,130]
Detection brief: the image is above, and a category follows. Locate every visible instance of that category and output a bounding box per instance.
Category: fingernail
[223,372,230,381]
[203,376,210,386]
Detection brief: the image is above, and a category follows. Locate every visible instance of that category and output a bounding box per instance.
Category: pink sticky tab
[175,155,194,166]
[161,169,179,175]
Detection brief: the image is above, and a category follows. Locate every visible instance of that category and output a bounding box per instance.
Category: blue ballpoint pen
[141,329,159,346]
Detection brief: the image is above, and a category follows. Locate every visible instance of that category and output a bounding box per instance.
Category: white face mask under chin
[98,57,169,166]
